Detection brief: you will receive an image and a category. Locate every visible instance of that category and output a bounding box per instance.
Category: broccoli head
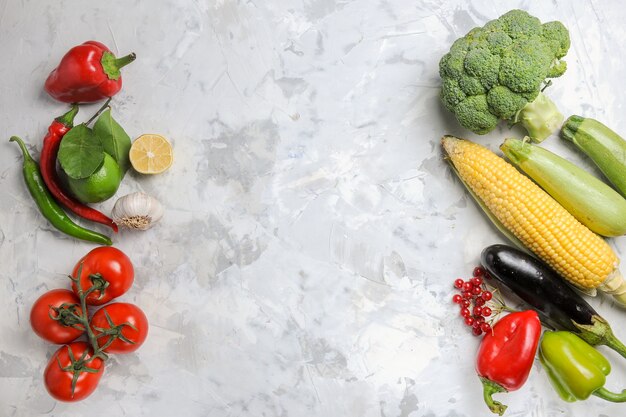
[439,9,570,141]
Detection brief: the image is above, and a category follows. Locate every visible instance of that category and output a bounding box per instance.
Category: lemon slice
[129,134,173,174]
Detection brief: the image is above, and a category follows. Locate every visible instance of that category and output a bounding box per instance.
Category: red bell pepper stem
[480,377,507,416]
[107,52,137,71]
[115,53,136,68]
[101,53,136,79]
[40,104,118,232]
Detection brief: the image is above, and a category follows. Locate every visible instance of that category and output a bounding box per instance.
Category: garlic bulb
[111,192,164,230]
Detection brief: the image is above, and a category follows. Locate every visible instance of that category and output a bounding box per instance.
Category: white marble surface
[2,0,626,415]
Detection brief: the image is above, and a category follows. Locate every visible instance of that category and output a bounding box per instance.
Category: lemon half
[129,134,173,174]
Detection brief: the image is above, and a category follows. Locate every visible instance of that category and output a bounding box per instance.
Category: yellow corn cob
[442,135,626,304]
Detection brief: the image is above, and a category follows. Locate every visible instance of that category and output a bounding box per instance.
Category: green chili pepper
[539,331,626,402]
[10,136,112,246]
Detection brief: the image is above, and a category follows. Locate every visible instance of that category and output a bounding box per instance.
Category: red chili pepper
[476,310,541,415]
[44,41,135,103]
[40,105,118,232]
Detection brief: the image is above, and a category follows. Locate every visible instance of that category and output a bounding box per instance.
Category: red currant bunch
[452,266,494,337]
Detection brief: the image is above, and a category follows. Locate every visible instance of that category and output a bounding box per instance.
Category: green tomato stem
[71,263,108,361]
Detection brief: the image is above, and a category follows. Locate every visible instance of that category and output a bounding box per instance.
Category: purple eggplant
[481,244,626,359]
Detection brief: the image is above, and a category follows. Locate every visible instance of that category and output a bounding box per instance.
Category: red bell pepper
[476,310,541,415]
[40,104,118,232]
[44,41,135,103]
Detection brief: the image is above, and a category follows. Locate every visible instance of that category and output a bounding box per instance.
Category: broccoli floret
[487,85,527,119]
[439,51,465,79]
[441,78,466,111]
[438,9,570,141]
[498,9,542,39]
[485,32,512,55]
[542,21,570,58]
[498,38,553,93]
[464,48,500,89]
[458,73,486,96]
[522,90,539,102]
[483,19,504,33]
[455,95,498,135]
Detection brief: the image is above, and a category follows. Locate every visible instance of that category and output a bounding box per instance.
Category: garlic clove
[111,192,164,230]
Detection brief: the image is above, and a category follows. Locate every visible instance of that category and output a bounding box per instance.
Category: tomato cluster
[30,247,148,402]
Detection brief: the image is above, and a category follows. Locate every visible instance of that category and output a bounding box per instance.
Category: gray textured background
[1,0,626,416]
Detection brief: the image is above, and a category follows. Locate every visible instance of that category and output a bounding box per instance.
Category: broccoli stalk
[439,9,570,141]
[514,92,564,142]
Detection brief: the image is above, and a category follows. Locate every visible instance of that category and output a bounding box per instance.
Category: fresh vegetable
[481,245,626,359]
[129,134,173,174]
[451,267,495,336]
[112,192,164,230]
[30,289,84,344]
[476,310,541,415]
[71,246,134,306]
[441,136,626,304]
[91,302,149,354]
[439,9,569,141]
[501,138,626,237]
[34,247,146,401]
[561,116,626,198]
[64,152,122,203]
[44,341,105,402]
[540,331,626,402]
[44,41,136,103]
[9,136,112,246]
[57,107,131,203]
[40,104,118,232]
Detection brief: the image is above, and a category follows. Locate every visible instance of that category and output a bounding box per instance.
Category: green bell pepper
[539,331,626,402]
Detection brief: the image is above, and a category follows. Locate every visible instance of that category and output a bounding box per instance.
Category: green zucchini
[500,138,626,237]
[561,116,626,197]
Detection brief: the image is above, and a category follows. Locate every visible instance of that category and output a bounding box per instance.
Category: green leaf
[93,109,131,175]
[58,124,104,179]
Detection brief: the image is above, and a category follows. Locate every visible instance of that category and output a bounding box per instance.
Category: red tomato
[44,342,104,402]
[30,289,85,344]
[91,302,148,354]
[71,246,134,305]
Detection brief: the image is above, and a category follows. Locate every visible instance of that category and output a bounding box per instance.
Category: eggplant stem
[575,316,626,361]
[602,328,626,360]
